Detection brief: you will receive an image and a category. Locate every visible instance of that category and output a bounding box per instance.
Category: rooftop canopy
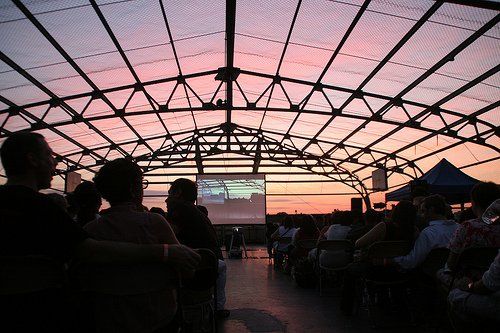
[0,0,499,212]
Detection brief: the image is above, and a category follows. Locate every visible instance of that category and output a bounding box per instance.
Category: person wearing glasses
[0,133,200,333]
[84,158,186,332]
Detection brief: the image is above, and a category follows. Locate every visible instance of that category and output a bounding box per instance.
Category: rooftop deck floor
[218,248,430,333]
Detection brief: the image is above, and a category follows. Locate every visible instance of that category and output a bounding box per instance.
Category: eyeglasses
[142,179,149,189]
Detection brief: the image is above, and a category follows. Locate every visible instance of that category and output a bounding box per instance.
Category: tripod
[228,227,248,258]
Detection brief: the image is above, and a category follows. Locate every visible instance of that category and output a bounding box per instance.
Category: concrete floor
[217,248,430,333]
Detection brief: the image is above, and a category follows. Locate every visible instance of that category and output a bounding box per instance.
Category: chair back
[456,247,499,273]
[421,248,449,277]
[367,241,412,260]
[182,248,218,292]
[296,239,318,251]
[0,255,65,295]
[71,262,177,296]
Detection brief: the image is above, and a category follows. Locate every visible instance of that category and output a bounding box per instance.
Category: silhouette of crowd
[1,132,499,332]
[0,133,227,333]
[268,183,500,331]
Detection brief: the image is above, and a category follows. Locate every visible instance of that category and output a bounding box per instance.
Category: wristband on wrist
[162,244,169,261]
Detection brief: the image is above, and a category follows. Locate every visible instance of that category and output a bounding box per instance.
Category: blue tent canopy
[385,159,479,204]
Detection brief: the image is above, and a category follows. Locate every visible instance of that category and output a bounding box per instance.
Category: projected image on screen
[197,174,266,225]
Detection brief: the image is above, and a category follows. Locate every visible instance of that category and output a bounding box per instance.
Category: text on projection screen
[196,174,266,225]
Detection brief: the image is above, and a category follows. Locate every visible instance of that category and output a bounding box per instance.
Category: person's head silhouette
[0,132,58,190]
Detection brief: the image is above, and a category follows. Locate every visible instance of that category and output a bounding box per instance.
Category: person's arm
[459,252,500,295]
[74,239,201,270]
[392,230,432,270]
[355,222,386,249]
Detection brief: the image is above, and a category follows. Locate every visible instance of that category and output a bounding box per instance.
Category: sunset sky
[0,0,499,214]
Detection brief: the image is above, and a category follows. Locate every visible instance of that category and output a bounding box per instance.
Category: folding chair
[179,248,219,333]
[364,241,414,328]
[315,240,353,296]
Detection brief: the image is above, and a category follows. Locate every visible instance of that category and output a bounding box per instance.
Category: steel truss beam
[0,0,498,206]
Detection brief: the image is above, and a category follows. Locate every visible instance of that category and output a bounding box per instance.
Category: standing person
[84,158,182,332]
[166,178,230,319]
[0,133,200,333]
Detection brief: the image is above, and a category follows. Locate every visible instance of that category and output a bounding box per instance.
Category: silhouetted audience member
[290,214,319,261]
[46,192,69,212]
[0,133,200,333]
[388,195,458,270]
[448,250,500,331]
[65,191,78,220]
[309,210,353,268]
[355,200,418,250]
[340,201,419,314]
[196,204,209,217]
[73,180,102,227]
[438,182,500,287]
[346,209,383,242]
[271,214,297,252]
[265,222,279,258]
[166,178,229,319]
[150,206,167,218]
[456,207,476,224]
[84,158,182,332]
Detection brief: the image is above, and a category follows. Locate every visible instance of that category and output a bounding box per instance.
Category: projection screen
[196,174,266,225]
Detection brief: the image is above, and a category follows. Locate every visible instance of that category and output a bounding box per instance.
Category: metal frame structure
[1,0,499,207]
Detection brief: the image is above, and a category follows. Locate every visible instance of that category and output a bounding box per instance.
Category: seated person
[150,206,167,219]
[290,215,319,263]
[166,178,229,319]
[46,192,69,212]
[448,250,500,331]
[0,133,200,333]
[265,222,279,258]
[355,200,417,250]
[386,195,458,270]
[73,180,102,227]
[270,214,296,253]
[84,158,181,332]
[340,200,418,314]
[346,209,382,242]
[438,182,500,286]
[309,211,353,268]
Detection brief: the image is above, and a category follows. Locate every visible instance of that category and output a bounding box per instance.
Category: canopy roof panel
[0,0,499,211]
